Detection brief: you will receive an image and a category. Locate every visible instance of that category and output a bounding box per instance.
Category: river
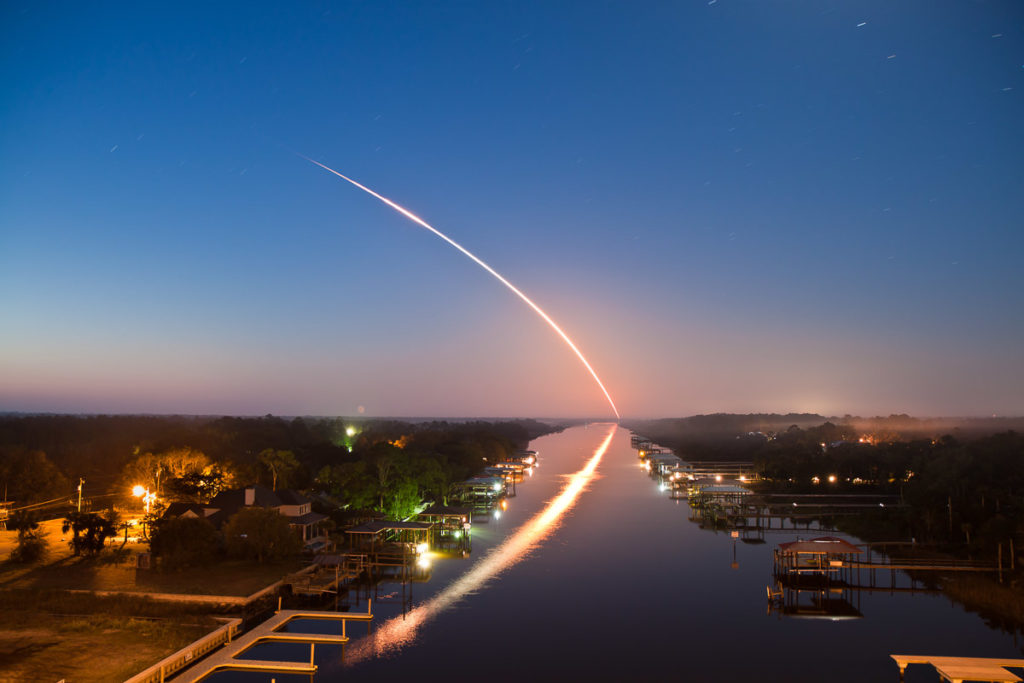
[205,423,1021,682]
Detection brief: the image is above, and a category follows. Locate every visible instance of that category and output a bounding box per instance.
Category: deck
[167,604,373,682]
[892,655,1024,683]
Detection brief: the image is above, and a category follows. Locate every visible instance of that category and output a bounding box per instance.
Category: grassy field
[0,522,308,681]
[0,592,224,683]
[0,520,304,595]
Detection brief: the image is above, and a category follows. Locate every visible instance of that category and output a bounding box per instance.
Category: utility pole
[77,478,84,513]
[947,495,953,536]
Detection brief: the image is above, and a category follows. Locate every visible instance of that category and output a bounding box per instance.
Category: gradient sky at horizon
[2,1,1022,419]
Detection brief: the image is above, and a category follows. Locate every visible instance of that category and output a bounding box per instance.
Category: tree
[0,447,70,504]
[120,447,214,498]
[8,510,47,563]
[259,449,299,491]
[332,461,378,510]
[62,510,118,556]
[149,516,220,570]
[223,507,302,563]
[384,478,421,520]
[165,465,233,503]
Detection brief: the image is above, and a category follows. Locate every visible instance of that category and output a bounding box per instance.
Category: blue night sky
[2,1,1022,418]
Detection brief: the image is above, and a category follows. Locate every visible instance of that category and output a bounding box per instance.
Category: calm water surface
[207,424,1021,682]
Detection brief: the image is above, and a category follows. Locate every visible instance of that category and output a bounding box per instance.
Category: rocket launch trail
[300,154,620,419]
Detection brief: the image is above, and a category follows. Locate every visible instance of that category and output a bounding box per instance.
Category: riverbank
[0,522,305,682]
[0,591,223,682]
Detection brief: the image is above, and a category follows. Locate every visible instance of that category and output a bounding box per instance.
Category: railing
[124,618,241,683]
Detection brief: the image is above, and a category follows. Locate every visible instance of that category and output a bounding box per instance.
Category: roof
[289,511,327,526]
[345,520,433,535]
[162,502,208,519]
[208,485,281,514]
[778,537,863,555]
[206,485,313,517]
[693,484,751,495]
[275,489,311,506]
[463,476,504,485]
[418,504,472,517]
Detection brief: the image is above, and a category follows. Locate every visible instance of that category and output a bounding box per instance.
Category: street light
[132,485,157,513]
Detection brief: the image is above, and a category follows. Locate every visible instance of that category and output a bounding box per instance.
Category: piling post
[310,642,315,666]
[999,543,1003,584]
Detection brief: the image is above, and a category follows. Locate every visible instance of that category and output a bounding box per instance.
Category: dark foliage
[223,506,302,563]
[148,515,221,570]
[62,510,118,556]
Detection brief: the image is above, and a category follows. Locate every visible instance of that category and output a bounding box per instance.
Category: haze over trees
[0,414,555,524]
[628,414,1024,565]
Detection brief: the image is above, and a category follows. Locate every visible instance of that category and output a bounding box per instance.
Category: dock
[891,655,1024,683]
[166,603,373,682]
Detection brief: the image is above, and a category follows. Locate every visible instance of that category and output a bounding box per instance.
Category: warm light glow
[828,474,837,483]
[416,542,429,554]
[300,155,621,419]
[346,426,357,437]
[346,424,617,663]
[715,474,722,482]
[417,555,431,569]
[132,485,146,497]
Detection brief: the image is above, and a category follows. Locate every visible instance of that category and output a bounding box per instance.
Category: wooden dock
[167,603,373,682]
[891,655,1024,682]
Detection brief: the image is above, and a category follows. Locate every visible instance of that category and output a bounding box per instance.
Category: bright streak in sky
[300,154,621,419]
[346,423,617,662]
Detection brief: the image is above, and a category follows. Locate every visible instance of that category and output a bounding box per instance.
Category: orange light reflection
[346,423,617,662]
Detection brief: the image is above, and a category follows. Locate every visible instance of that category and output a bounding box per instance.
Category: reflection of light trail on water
[346,424,617,663]
[299,154,620,420]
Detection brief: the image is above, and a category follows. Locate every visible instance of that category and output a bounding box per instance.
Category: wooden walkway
[892,655,1024,682]
[168,603,373,682]
[850,560,999,572]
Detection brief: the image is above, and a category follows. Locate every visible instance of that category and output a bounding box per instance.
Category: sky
[1,1,1022,419]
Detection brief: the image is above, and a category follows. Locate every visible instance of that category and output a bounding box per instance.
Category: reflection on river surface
[205,424,1021,682]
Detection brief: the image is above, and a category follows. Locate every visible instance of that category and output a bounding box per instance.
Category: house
[162,485,329,549]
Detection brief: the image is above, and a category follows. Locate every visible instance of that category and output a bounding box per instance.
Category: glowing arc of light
[347,423,617,662]
[300,154,620,419]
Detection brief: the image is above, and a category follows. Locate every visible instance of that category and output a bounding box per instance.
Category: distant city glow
[346,423,617,663]
[300,155,621,419]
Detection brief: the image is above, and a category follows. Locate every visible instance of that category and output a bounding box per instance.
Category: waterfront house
[162,485,329,549]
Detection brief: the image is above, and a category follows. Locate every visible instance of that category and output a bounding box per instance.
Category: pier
[891,655,1024,683]
[166,603,373,682]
